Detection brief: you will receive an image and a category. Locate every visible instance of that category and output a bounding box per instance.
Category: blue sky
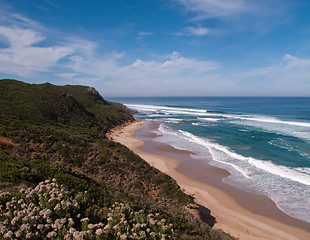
[1,0,310,96]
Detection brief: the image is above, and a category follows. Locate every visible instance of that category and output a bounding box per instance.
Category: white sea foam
[148,114,166,117]
[128,104,310,132]
[126,104,231,119]
[268,139,310,159]
[192,122,217,127]
[207,150,254,179]
[161,118,183,123]
[296,167,310,175]
[130,103,310,147]
[158,124,180,137]
[178,130,310,186]
[155,123,310,223]
[197,117,220,122]
[234,119,310,142]
[238,129,250,132]
[268,139,295,152]
[126,104,207,114]
[127,100,310,223]
[234,116,310,128]
[130,103,310,158]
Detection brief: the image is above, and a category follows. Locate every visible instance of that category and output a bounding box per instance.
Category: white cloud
[178,26,210,36]
[176,0,251,20]
[130,51,218,73]
[138,31,153,36]
[272,55,310,87]
[0,26,45,48]
[64,50,221,96]
[174,0,291,34]
[65,37,98,57]
[0,20,308,96]
[282,54,310,69]
[0,26,73,77]
[0,7,306,97]
[110,53,310,96]
[225,54,310,96]
[0,8,46,32]
[253,54,310,81]
[55,73,79,79]
[68,50,218,79]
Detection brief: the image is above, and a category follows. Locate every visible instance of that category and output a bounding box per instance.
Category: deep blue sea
[108,97,310,223]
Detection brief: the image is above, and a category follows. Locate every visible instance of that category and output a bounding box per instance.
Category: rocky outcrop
[86,87,104,101]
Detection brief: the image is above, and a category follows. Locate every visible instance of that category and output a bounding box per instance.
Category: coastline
[109,120,310,240]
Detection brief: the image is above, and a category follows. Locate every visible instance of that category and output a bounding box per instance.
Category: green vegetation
[0,79,234,239]
[0,179,176,239]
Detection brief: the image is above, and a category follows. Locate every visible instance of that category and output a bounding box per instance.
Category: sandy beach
[109,120,310,240]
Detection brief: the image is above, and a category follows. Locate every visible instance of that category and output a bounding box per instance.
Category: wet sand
[109,120,310,240]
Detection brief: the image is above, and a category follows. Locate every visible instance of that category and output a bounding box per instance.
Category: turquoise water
[108,97,310,223]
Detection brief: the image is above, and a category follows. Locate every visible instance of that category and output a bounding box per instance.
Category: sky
[1,0,310,97]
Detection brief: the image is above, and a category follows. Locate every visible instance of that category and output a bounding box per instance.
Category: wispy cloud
[263,54,310,83]
[67,50,219,81]
[0,8,45,32]
[177,26,210,36]
[174,0,292,34]
[0,6,307,96]
[0,26,73,77]
[54,73,79,79]
[138,31,153,36]
[129,51,219,76]
[64,37,98,57]
[241,54,310,81]
[0,26,45,47]
[175,0,252,20]
[56,48,221,96]
[226,54,310,96]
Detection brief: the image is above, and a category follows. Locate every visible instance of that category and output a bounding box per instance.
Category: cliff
[0,79,234,239]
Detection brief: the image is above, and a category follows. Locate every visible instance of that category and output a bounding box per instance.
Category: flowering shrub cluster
[0,179,175,239]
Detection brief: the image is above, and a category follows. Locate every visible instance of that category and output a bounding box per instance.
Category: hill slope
[0,79,234,239]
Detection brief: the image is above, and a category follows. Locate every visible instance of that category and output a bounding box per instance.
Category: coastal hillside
[0,79,234,239]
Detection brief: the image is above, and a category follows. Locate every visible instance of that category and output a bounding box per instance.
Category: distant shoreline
[110,119,310,240]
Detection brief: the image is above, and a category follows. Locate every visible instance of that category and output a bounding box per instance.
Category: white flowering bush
[0,179,175,239]
[100,202,174,240]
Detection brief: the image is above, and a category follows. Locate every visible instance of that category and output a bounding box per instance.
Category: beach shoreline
[109,120,310,240]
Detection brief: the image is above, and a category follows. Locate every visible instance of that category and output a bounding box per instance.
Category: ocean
[108,97,310,224]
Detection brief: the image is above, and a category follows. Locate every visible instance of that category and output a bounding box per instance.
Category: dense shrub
[0,180,176,239]
[0,80,234,239]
